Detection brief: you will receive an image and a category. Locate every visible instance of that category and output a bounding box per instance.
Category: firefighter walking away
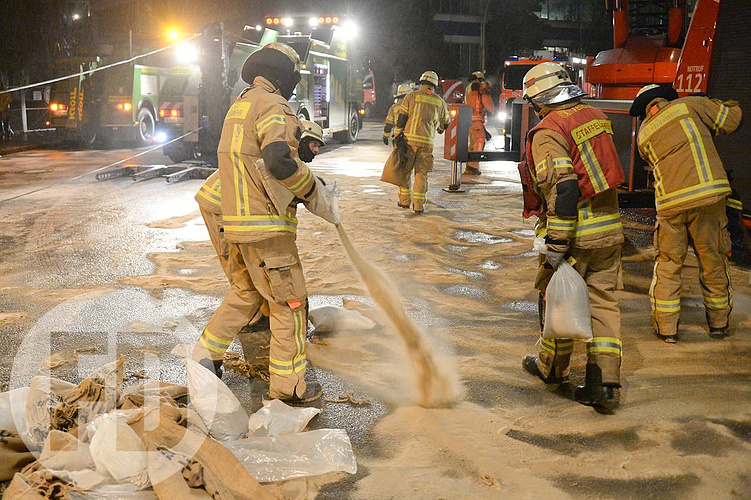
[518,62,625,411]
[389,70,450,214]
[630,84,742,343]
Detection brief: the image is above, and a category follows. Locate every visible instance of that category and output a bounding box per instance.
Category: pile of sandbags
[0,354,357,500]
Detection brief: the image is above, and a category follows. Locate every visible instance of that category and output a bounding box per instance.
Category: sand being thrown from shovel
[336,224,461,407]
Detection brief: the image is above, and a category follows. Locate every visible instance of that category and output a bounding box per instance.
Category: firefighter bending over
[194,120,326,374]
[519,62,625,410]
[630,85,742,342]
[391,71,450,214]
[192,43,338,405]
[464,71,494,176]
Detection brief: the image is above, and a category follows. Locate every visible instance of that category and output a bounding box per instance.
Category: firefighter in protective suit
[392,71,450,214]
[464,71,494,176]
[194,120,326,372]
[193,43,339,404]
[383,83,414,145]
[630,85,742,342]
[519,62,625,410]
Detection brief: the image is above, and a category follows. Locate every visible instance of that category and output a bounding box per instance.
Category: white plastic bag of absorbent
[223,428,357,482]
[89,413,148,483]
[185,359,248,441]
[308,305,377,334]
[0,387,30,436]
[543,261,593,341]
[248,399,320,437]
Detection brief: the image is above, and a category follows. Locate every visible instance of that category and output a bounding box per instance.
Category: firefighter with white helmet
[630,84,742,342]
[192,42,339,405]
[387,70,450,214]
[518,62,625,410]
[382,83,414,144]
[299,119,325,162]
[464,71,494,175]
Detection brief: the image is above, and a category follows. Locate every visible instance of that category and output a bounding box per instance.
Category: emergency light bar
[265,15,340,26]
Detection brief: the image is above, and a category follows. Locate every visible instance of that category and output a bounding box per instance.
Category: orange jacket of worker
[464,71,494,175]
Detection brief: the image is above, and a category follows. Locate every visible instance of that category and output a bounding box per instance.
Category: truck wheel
[337,110,359,143]
[136,108,155,147]
[164,142,198,163]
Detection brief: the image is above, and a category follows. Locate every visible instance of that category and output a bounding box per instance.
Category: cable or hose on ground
[0,128,203,204]
[0,34,201,96]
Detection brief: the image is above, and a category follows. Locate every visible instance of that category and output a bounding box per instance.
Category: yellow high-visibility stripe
[535,159,548,177]
[578,200,591,220]
[726,198,742,210]
[655,179,731,210]
[552,157,573,170]
[703,295,730,309]
[287,167,313,195]
[712,104,729,134]
[645,142,665,198]
[405,133,434,145]
[399,187,412,195]
[680,118,712,183]
[230,124,251,216]
[548,217,576,230]
[269,356,293,375]
[223,214,298,234]
[651,297,681,312]
[199,328,232,354]
[540,339,574,355]
[255,114,285,135]
[197,188,221,207]
[574,212,622,237]
[578,141,608,193]
[638,103,690,145]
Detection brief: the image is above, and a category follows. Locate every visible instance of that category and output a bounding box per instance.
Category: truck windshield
[503,65,535,91]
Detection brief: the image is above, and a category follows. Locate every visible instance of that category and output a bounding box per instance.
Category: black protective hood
[241,48,301,99]
[629,86,679,119]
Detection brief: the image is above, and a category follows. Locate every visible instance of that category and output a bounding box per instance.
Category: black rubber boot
[397,202,411,209]
[413,210,424,215]
[709,326,730,339]
[575,364,619,410]
[522,355,568,385]
[265,381,323,406]
[198,358,224,379]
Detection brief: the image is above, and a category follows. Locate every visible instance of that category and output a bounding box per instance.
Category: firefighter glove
[545,247,567,270]
[382,135,389,146]
[305,176,340,225]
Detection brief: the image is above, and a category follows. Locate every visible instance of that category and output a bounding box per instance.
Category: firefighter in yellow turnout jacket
[630,85,742,342]
[519,63,625,410]
[193,120,327,378]
[383,83,414,145]
[392,71,450,214]
[194,43,339,404]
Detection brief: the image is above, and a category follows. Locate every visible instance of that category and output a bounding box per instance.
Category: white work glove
[546,247,567,270]
[304,177,340,225]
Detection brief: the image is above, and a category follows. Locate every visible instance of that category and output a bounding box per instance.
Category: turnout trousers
[192,234,308,399]
[650,198,732,336]
[399,145,434,212]
[467,123,485,170]
[534,245,623,385]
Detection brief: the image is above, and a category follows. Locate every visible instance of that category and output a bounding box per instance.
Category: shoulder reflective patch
[638,103,690,145]
[226,102,251,121]
[571,119,612,145]
[415,94,441,106]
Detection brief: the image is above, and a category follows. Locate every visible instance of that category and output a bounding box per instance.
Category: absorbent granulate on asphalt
[336,224,459,407]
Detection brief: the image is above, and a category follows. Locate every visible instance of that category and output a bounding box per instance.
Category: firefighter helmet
[300,119,325,145]
[241,42,302,99]
[470,71,485,81]
[419,71,439,87]
[629,84,679,119]
[396,83,414,98]
[523,62,585,106]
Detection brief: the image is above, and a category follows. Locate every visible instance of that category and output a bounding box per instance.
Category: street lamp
[480,0,492,73]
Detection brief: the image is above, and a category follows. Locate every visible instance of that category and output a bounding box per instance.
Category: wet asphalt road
[0,123,748,498]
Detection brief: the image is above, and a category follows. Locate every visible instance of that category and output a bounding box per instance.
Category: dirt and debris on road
[0,124,749,498]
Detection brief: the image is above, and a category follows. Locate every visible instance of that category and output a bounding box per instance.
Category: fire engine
[159,15,364,163]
